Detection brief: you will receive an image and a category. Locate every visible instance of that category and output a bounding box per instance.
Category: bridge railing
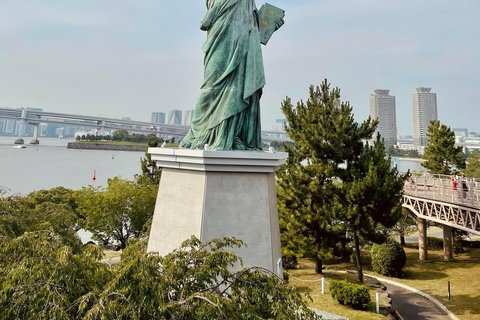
[404,176,480,208]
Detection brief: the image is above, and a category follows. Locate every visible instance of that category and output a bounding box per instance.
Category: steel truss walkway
[402,175,480,261]
[402,175,480,235]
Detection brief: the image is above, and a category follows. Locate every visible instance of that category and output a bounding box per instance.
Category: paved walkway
[385,281,451,320]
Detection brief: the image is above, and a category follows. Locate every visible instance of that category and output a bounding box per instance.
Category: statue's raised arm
[180,0,285,151]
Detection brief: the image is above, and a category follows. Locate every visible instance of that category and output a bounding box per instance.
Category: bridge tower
[17,109,27,139]
[30,123,40,145]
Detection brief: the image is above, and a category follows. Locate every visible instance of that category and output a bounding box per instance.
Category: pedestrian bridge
[402,175,480,261]
[402,175,480,235]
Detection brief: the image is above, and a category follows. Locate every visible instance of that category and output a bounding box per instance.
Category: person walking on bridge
[451,177,458,199]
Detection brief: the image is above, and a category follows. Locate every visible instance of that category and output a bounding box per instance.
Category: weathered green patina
[180,0,283,151]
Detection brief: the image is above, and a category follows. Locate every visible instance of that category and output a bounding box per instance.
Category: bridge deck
[404,176,480,209]
[403,176,480,235]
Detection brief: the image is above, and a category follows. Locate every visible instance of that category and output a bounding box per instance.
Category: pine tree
[137,136,163,185]
[422,120,466,174]
[277,81,377,274]
[341,135,406,282]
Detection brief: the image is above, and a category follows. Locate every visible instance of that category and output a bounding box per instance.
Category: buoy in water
[92,170,97,181]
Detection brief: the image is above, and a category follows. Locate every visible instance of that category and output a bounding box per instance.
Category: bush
[282,254,298,270]
[461,240,480,248]
[330,280,370,310]
[453,241,465,254]
[371,241,406,277]
[427,237,443,248]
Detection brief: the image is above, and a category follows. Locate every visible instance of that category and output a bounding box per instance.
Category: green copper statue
[180,0,284,151]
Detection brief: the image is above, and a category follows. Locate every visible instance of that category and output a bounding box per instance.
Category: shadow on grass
[402,269,449,280]
[293,285,314,294]
[402,246,480,278]
[446,293,480,317]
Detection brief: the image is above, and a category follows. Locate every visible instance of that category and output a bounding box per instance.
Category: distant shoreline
[67,142,147,152]
[395,157,425,162]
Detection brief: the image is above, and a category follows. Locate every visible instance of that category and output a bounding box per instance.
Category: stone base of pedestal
[147,148,287,277]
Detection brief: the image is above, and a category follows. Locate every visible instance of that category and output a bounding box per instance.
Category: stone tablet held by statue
[258,3,285,45]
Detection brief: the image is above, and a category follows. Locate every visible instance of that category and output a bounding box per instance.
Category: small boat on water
[14,138,25,145]
[13,144,26,149]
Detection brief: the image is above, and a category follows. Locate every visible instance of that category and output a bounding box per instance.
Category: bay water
[0,136,423,242]
[0,136,145,195]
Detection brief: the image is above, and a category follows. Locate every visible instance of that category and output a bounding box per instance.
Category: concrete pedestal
[147,148,287,277]
[418,218,428,262]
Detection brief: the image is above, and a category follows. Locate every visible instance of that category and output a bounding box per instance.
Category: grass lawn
[378,245,480,320]
[103,250,122,260]
[305,245,480,320]
[288,259,391,320]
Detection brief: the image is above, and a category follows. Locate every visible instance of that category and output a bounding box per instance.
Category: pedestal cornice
[148,148,287,173]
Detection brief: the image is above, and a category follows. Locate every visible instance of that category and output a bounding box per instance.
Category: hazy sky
[0,0,478,135]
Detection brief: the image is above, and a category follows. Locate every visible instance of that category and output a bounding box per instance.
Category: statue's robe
[180,0,265,150]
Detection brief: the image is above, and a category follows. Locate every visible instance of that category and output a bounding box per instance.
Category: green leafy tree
[389,208,417,246]
[422,120,466,174]
[83,236,319,320]
[0,188,83,251]
[0,231,111,320]
[277,81,377,274]
[112,129,129,141]
[466,150,480,178]
[0,233,318,320]
[75,177,157,248]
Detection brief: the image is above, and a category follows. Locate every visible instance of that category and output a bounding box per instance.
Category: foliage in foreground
[0,187,83,251]
[0,232,319,320]
[371,241,407,277]
[0,231,110,320]
[329,280,370,310]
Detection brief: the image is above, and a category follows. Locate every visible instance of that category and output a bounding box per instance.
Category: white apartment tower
[167,110,183,125]
[369,89,397,146]
[412,87,438,147]
[182,110,194,126]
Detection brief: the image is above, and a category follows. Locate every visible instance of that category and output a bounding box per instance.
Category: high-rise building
[412,87,438,147]
[4,120,16,134]
[273,119,287,131]
[369,89,397,146]
[453,128,468,137]
[182,110,194,126]
[167,110,182,125]
[151,112,166,124]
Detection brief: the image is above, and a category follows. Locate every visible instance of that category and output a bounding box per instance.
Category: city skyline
[0,1,479,135]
